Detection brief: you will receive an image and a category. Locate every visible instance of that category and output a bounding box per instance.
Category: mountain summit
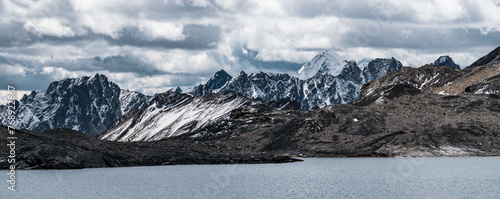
[295,50,345,79]
[432,55,460,70]
[192,69,232,96]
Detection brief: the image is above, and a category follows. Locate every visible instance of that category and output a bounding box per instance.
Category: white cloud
[138,49,220,75]
[254,49,317,63]
[139,21,185,41]
[1,0,500,93]
[24,18,75,37]
[40,66,80,79]
[0,64,26,76]
[0,90,32,105]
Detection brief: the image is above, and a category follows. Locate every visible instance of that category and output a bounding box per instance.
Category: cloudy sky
[1,0,500,102]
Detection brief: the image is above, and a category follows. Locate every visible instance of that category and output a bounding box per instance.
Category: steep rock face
[362,57,403,83]
[337,60,363,83]
[100,92,258,141]
[0,74,150,136]
[192,69,232,96]
[469,46,500,68]
[218,71,355,110]
[433,55,461,70]
[119,89,151,114]
[219,71,304,105]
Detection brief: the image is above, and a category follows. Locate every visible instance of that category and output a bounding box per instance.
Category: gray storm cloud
[0,0,499,94]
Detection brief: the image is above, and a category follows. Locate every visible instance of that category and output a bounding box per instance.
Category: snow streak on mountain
[101,92,257,141]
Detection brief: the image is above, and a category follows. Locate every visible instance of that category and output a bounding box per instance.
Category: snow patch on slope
[101,92,253,142]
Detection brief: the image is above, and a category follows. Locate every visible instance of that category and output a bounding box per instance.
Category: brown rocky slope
[178,60,500,157]
[1,49,500,169]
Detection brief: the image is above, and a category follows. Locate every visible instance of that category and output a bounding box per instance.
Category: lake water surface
[2,157,500,198]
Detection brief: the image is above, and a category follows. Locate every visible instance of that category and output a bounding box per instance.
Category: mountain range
[0,49,486,140]
[193,50,403,110]
[1,46,500,169]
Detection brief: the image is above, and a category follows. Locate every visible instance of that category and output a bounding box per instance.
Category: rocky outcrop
[362,57,403,83]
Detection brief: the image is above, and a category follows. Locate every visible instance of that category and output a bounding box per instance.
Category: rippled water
[2,157,500,198]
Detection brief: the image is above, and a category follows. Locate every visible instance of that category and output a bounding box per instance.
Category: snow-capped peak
[296,50,345,79]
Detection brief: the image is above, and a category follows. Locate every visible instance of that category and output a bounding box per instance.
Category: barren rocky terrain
[0,126,299,169]
[1,50,499,169]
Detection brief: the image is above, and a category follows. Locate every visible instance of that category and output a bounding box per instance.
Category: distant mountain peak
[191,69,233,96]
[433,55,460,70]
[296,50,345,79]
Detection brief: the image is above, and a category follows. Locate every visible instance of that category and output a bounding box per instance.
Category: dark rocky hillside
[0,125,299,169]
[469,46,500,68]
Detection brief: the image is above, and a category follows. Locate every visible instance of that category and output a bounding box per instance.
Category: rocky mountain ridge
[0,74,151,136]
[192,51,403,110]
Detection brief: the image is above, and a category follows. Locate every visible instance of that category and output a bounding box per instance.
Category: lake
[2,157,500,198]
